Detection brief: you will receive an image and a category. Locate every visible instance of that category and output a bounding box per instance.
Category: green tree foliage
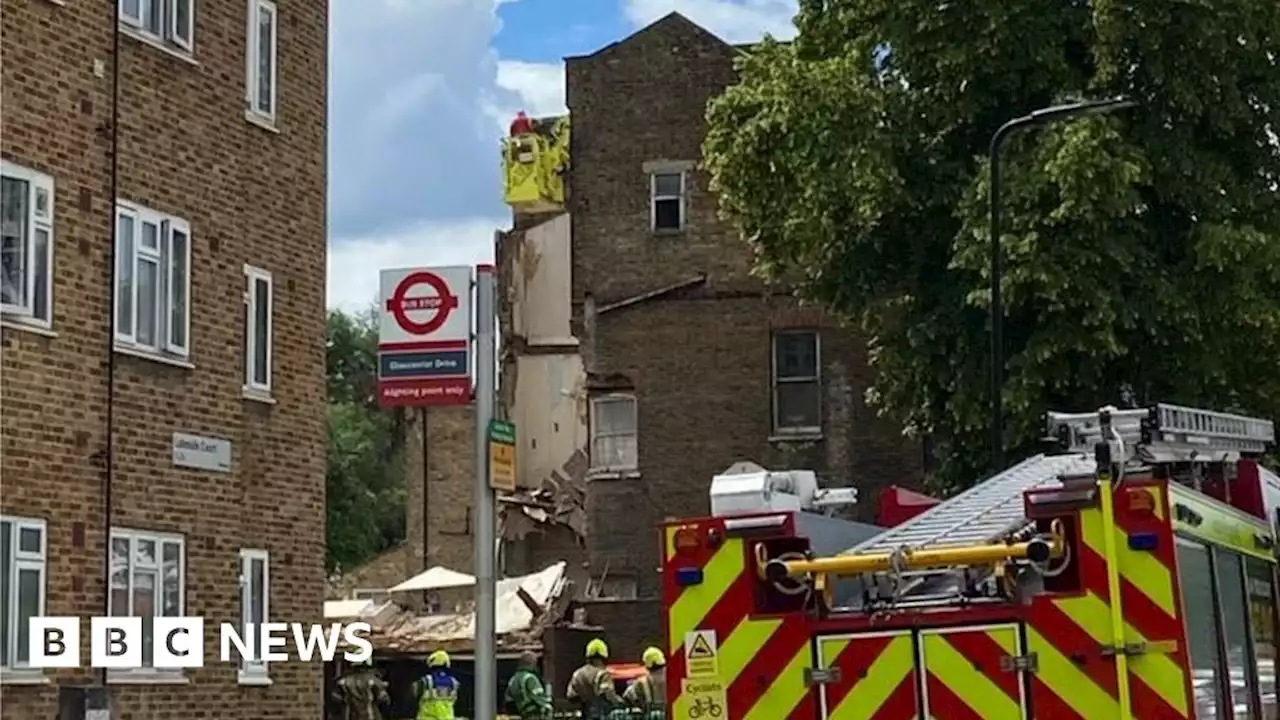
[326,307,405,573]
[704,0,1280,489]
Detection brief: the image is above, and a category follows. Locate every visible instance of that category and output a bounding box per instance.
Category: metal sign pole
[473,264,497,719]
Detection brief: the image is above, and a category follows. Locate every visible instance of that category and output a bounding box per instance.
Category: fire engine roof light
[675,567,703,587]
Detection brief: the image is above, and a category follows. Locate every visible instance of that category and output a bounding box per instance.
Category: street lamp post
[987,97,1137,472]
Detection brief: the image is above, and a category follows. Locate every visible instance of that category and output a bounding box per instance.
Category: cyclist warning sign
[684,630,718,678]
[680,678,726,719]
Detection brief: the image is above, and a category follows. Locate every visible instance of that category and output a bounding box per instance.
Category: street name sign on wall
[488,420,516,493]
[377,266,473,407]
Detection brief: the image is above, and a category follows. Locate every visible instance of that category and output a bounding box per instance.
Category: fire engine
[661,403,1279,719]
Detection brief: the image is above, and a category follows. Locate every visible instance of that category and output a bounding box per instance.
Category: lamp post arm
[987,116,1030,473]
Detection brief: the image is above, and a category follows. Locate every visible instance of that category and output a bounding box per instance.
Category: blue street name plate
[378,349,470,379]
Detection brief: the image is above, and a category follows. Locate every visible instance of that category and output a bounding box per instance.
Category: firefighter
[504,650,553,718]
[566,638,623,718]
[510,110,534,136]
[623,646,667,717]
[413,650,459,719]
[334,656,391,720]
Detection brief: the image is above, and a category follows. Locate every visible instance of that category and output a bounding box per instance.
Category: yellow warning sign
[678,678,727,719]
[684,630,718,678]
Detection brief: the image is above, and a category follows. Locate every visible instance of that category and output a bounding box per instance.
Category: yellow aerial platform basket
[502,112,570,215]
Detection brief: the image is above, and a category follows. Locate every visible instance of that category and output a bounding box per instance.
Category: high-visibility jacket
[566,663,622,718]
[505,667,553,718]
[414,670,459,720]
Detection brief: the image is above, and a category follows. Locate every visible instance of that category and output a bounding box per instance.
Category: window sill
[242,387,277,404]
[244,110,280,133]
[1,318,57,337]
[114,343,195,369]
[119,25,199,66]
[106,669,190,685]
[769,432,824,443]
[238,669,273,686]
[652,227,685,236]
[586,468,641,481]
[0,669,50,685]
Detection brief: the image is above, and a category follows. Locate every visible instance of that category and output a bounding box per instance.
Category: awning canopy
[387,565,477,593]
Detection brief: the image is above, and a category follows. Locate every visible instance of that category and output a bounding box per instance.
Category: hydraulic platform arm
[760,528,1063,583]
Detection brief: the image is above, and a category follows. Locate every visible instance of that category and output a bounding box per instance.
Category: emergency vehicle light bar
[1045,403,1274,458]
[761,532,1062,582]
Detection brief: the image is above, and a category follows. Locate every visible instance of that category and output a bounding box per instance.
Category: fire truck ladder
[776,403,1275,606]
[849,453,1094,556]
[1045,402,1274,464]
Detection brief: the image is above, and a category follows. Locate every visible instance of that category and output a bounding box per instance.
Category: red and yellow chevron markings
[817,631,918,720]
[920,624,1026,719]
[1026,481,1191,719]
[663,524,817,720]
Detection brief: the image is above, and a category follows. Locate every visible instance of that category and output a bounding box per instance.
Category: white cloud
[327,0,568,310]
[482,60,568,137]
[327,217,506,313]
[622,0,798,43]
[328,0,514,239]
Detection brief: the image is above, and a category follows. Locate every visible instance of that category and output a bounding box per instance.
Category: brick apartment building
[561,13,926,644]
[1,0,327,717]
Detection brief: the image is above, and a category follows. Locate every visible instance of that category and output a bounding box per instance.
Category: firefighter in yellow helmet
[412,650,459,719]
[566,638,623,719]
[623,646,667,717]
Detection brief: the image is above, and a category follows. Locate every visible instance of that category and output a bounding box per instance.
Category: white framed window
[119,0,195,53]
[772,330,821,434]
[590,394,638,471]
[114,201,191,361]
[108,529,184,669]
[650,171,685,232]
[243,265,273,393]
[239,549,269,680]
[1,517,47,670]
[1,162,55,329]
[246,0,278,122]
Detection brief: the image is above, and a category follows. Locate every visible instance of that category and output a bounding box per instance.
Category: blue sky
[325,0,799,312]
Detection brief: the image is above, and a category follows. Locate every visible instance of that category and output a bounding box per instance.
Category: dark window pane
[32,228,49,320]
[775,332,818,379]
[1,521,11,666]
[1215,550,1256,717]
[254,278,270,384]
[1,177,29,308]
[1246,558,1276,719]
[653,172,681,197]
[653,198,681,230]
[16,568,40,663]
[776,381,820,430]
[17,527,40,554]
[110,537,130,616]
[170,229,188,348]
[1178,539,1226,719]
[116,214,135,336]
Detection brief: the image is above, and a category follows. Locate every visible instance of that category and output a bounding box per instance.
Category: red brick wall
[0,0,326,715]
[565,15,925,600]
[404,406,476,577]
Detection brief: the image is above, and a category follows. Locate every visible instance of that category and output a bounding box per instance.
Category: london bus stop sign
[377,266,473,408]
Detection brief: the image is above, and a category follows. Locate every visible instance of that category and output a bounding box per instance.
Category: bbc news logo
[27,617,373,668]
